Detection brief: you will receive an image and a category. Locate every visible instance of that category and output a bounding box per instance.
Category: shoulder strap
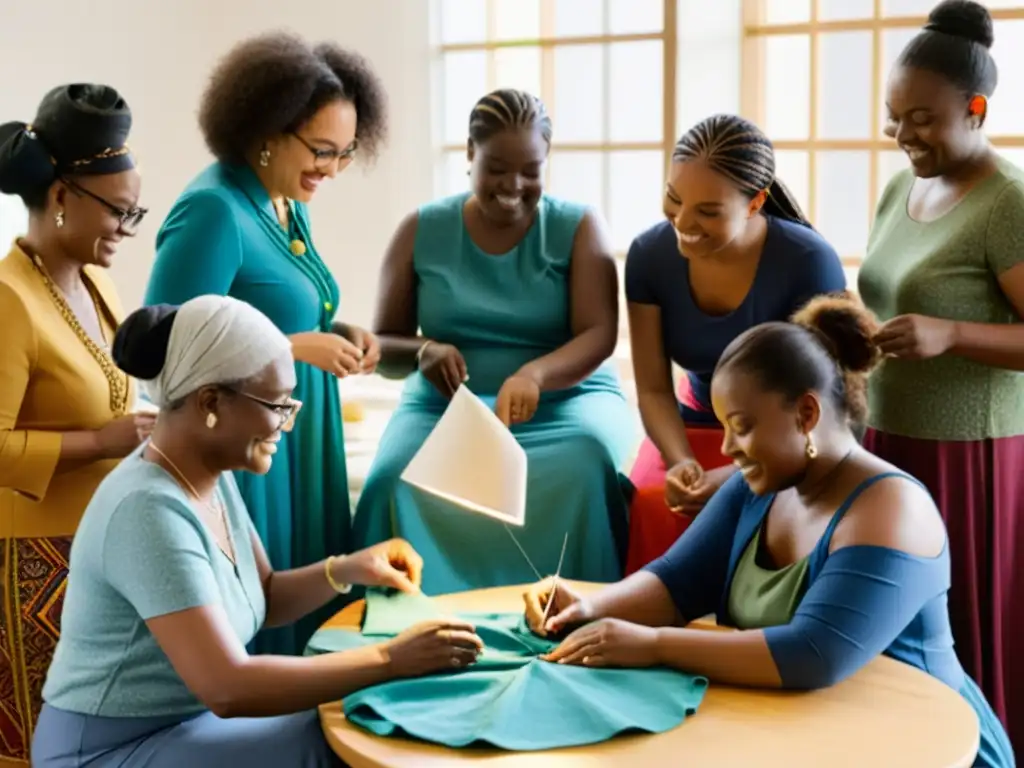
[819,471,926,546]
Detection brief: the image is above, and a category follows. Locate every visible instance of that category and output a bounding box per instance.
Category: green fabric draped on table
[305,590,709,751]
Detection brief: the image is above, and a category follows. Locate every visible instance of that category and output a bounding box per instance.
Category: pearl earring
[805,433,818,460]
[206,413,218,429]
[259,149,270,167]
[55,210,65,228]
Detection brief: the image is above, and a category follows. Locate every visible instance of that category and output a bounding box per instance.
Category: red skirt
[863,428,1024,753]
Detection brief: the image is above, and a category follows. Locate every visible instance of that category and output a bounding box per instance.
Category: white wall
[0,0,433,325]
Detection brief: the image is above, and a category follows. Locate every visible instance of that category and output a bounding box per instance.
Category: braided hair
[468,89,553,146]
[673,114,810,226]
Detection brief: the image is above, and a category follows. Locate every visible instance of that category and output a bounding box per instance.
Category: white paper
[400,384,528,526]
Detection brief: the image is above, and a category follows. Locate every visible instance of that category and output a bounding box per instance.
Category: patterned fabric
[0,536,70,766]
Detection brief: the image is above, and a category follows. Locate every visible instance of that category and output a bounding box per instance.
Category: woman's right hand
[382,619,484,678]
[96,413,156,459]
[290,332,363,378]
[418,341,468,398]
[523,579,592,637]
[665,458,704,515]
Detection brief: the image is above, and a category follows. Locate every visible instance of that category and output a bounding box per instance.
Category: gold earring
[55,210,65,228]
[805,433,818,460]
[206,413,218,429]
[259,148,270,167]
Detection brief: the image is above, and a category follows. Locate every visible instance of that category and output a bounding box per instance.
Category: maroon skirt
[863,428,1024,753]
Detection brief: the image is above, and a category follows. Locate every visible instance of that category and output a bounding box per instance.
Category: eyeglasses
[291,132,357,172]
[62,178,148,235]
[224,387,303,432]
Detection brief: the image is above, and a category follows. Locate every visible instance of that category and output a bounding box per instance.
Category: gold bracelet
[324,555,352,594]
[415,339,433,367]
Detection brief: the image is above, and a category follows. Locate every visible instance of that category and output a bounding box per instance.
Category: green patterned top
[858,157,1024,441]
[727,522,810,630]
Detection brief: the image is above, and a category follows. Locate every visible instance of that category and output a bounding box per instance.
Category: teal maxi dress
[144,162,350,655]
[352,193,637,594]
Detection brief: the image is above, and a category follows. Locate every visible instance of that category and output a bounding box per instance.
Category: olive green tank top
[727,520,811,629]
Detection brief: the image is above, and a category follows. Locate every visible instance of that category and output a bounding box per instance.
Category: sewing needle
[540,532,569,631]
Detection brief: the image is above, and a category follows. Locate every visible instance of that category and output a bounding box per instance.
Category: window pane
[608,41,663,142]
[440,0,487,44]
[764,0,811,24]
[818,31,873,139]
[881,0,936,15]
[493,47,543,97]
[765,36,811,141]
[774,150,810,218]
[548,151,604,214]
[818,0,873,19]
[443,51,488,144]
[554,0,604,36]
[608,151,665,252]
[436,150,468,198]
[877,150,910,202]
[816,151,871,257]
[553,45,605,143]
[494,0,541,40]
[608,0,663,34]
[879,27,917,133]
[986,21,1024,137]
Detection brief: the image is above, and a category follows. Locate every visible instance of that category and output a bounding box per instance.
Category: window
[742,1,1024,283]
[433,0,678,389]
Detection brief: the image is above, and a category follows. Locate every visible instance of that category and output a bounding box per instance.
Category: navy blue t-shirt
[625,215,846,424]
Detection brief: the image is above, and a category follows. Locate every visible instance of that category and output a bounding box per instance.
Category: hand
[345,325,381,374]
[542,618,659,669]
[495,371,541,426]
[665,461,733,516]
[332,538,423,593]
[96,413,155,459]
[382,619,484,678]
[523,578,592,636]
[873,314,957,360]
[291,332,363,378]
[418,341,468,399]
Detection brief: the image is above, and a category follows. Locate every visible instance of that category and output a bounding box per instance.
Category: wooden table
[318,582,980,767]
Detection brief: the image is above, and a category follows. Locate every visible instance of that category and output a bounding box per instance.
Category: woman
[859,0,1024,749]
[0,84,155,767]
[32,296,484,768]
[523,293,1014,768]
[624,113,846,574]
[144,32,388,655]
[357,88,634,593]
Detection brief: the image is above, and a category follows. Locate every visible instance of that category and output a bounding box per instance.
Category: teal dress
[144,162,350,656]
[353,193,637,593]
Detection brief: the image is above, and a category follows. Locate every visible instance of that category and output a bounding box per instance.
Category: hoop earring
[55,210,65,228]
[805,433,818,460]
[259,148,270,167]
[206,413,218,429]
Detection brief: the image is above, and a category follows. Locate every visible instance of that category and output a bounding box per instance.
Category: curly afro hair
[198,32,388,165]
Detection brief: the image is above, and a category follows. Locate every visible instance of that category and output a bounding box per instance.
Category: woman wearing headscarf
[0,84,154,767]
[143,32,389,655]
[32,295,483,768]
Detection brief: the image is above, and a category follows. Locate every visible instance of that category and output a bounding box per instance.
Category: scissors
[540,532,569,631]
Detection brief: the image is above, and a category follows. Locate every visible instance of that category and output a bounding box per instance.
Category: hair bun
[112,304,179,380]
[925,0,994,49]
[791,291,881,374]
[0,121,57,199]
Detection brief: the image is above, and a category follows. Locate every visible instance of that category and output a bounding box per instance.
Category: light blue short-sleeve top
[42,447,267,717]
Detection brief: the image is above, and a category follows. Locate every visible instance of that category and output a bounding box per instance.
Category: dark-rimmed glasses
[62,177,148,236]
[223,387,303,432]
[291,133,358,172]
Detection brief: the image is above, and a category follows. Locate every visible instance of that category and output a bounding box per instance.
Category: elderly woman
[524,293,1013,768]
[32,295,483,768]
[0,84,154,766]
[143,32,389,655]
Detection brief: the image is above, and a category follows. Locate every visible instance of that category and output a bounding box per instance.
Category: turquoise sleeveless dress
[352,193,637,593]
[144,162,351,656]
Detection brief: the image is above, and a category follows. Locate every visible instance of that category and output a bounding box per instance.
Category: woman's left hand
[332,539,423,593]
[873,314,957,360]
[667,464,735,516]
[345,325,382,374]
[495,371,541,426]
[542,618,659,668]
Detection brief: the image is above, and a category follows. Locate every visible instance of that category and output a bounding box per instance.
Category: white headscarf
[143,295,292,407]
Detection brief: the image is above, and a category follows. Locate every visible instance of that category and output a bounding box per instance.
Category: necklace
[147,441,237,564]
[23,248,129,415]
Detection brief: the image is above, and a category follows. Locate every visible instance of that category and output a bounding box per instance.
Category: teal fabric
[144,162,351,655]
[352,193,638,593]
[43,449,266,717]
[305,590,708,751]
